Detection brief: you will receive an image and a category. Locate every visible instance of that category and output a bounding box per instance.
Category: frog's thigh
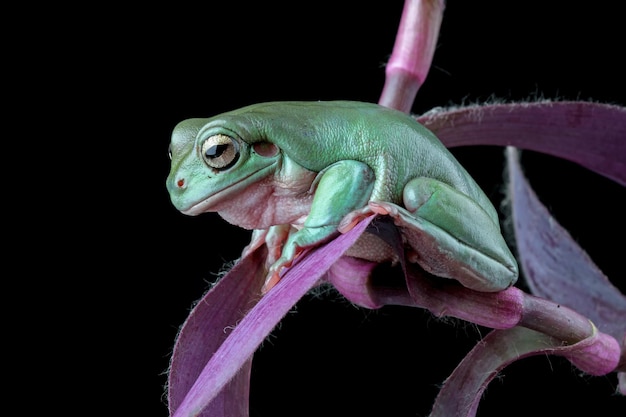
[400,177,518,292]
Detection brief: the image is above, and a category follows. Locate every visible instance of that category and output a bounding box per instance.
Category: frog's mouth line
[182,165,275,216]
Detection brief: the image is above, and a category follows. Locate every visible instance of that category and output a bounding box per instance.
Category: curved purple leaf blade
[170,217,373,417]
[429,326,619,417]
[168,248,267,417]
[506,147,626,340]
[417,101,626,185]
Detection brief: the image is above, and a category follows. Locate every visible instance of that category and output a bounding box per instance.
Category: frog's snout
[167,174,187,192]
[166,173,188,210]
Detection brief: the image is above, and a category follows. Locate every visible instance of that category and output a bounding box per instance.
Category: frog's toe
[261,271,282,294]
[338,207,375,233]
[368,201,400,216]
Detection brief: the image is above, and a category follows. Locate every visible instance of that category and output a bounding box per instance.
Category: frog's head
[166,116,281,216]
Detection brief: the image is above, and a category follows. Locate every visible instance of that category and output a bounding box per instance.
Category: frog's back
[225,101,496,219]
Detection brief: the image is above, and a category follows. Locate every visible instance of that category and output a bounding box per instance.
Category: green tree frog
[167,101,518,294]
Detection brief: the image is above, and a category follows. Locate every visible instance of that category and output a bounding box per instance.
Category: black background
[34,1,625,416]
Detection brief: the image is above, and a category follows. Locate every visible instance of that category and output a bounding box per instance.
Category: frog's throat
[182,165,275,216]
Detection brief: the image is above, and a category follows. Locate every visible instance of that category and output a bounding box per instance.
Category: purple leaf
[417,101,626,185]
[167,247,267,417]
[169,217,373,417]
[429,326,620,417]
[506,147,626,341]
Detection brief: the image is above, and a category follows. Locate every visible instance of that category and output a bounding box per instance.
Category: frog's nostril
[177,178,185,188]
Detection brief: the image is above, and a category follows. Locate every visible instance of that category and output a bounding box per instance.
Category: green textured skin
[167,100,517,292]
[177,101,492,209]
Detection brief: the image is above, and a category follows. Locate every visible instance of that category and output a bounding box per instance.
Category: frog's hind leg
[370,177,518,292]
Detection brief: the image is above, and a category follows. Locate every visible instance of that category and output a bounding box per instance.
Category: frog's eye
[200,134,240,170]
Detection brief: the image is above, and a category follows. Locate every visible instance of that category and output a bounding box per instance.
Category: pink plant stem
[520,293,592,344]
[365,265,622,375]
[378,0,445,113]
[429,326,615,417]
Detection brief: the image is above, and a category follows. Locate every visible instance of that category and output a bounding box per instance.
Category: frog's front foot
[261,248,304,294]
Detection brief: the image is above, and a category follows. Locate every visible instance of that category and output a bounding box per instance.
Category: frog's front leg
[242,224,293,269]
[372,177,518,292]
[262,160,375,293]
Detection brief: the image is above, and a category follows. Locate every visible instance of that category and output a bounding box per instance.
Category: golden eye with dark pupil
[201,134,239,170]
